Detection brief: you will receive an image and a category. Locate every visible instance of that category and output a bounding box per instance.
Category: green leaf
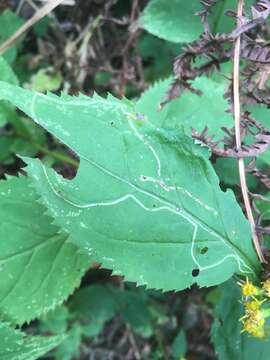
[70,286,118,337]
[94,71,112,87]
[30,68,63,93]
[0,322,64,360]
[33,16,51,37]
[0,82,259,292]
[40,306,81,360]
[54,324,82,360]
[138,34,179,82]
[0,57,18,85]
[171,330,187,359]
[254,194,270,221]
[140,0,203,43]
[116,289,153,337]
[0,57,47,161]
[0,137,14,164]
[0,56,19,127]
[140,0,254,43]
[0,175,90,325]
[70,285,153,337]
[0,115,48,165]
[40,306,70,334]
[214,158,257,189]
[211,0,253,34]
[136,76,232,140]
[243,104,270,167]
[0,10,24,64]
[211,280,270,360]
[10,116,47,157]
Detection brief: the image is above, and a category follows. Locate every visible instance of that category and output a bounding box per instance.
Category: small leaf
[54,324,82,360]
[40,306,81,360]
[254,194,270,221]
[30,68,63,93]
[40,306,70,334]
[0,10,24,64]
[70,285,118,336]
[171,330,187,359]
[0,137,14,164]
[0,322,65,360]
[0,56,19,127]
[244,104,270,167]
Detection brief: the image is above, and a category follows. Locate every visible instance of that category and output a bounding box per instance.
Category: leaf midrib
[42,152,256,273]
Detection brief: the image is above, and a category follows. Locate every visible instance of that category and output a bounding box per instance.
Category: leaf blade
[139,0,203,43]
[0,175,90,325]
[0,322,65,360]
[0,82,259,291]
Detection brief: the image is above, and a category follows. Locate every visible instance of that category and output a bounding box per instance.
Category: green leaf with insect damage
[0,81,259,291]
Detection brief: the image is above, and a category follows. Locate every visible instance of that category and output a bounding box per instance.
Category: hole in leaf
[53,145,80,180]
[192,269,200,277]
[200,246,208,254]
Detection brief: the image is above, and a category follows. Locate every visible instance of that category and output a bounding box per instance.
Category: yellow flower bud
[251,328,265,338]
[245,300,261,312]
[241,309,265,338]
[240,278,259,297]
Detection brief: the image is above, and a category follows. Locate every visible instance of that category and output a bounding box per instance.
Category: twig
[36,0,75,5]
[233,0,266,263]
[0,0,65,56]
[126,324,141,360]
[16,0,28,15]
[119,0,141,96]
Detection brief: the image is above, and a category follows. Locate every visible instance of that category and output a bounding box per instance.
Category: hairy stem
[234,0,265,262]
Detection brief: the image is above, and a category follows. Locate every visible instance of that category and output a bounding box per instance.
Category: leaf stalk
[233,0,266,263]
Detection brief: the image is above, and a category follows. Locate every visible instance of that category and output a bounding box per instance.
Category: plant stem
[233,0,265,263]
[7,132,79,167]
